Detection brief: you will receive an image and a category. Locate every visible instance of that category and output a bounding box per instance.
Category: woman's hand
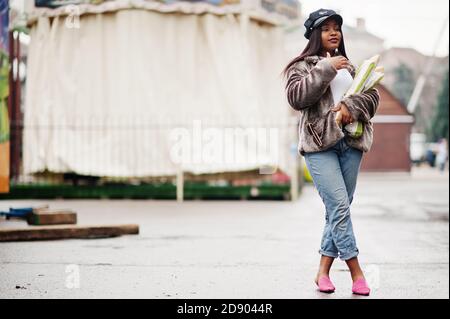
[326,52,349,70]
[332,102,354,125]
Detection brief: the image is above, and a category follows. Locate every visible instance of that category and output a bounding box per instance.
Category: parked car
[410,133,427,165]
[425,142,440,167]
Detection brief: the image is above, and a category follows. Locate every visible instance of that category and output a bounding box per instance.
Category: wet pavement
[0,166,448,299]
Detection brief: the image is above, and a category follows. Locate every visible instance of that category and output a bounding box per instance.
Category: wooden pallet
[0,224,139,242]
[27,209,77,226]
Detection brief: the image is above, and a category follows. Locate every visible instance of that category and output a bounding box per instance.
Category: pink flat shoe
[316,276,336,293]
[352,278,371,296]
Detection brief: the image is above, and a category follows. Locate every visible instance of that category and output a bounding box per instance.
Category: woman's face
[320,18,342,53]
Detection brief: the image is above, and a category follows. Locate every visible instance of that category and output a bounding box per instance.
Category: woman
[282,9,380,296]
[436,138,448,172]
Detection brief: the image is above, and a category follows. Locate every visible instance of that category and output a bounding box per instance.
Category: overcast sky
[301,0,449,57]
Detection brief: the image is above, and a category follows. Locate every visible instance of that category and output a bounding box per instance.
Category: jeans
[304,137,363,261]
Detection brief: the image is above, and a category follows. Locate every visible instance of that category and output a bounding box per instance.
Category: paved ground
[0,166,448,299]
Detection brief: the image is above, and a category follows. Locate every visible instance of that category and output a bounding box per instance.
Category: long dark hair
[281,26,348,79]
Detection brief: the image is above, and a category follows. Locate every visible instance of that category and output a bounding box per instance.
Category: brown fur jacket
[285,55,380,156]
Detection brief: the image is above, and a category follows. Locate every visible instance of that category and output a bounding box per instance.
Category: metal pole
[176,167,184,202]
[290,157,298,201]
[407,16,449,113]
[289,116,299,201]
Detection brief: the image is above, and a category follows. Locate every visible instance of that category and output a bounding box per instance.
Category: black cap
[304,9,343,39]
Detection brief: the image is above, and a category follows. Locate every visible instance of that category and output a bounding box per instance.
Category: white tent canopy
[23,2,293,177]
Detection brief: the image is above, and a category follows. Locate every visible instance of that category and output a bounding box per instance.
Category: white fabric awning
[27,0,287,26]
[23,7,294,177]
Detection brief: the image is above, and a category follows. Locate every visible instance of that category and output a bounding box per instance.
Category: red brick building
[361,84,414,172]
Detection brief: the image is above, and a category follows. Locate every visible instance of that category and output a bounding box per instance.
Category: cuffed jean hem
[319,249,339,259]
[339,250,359,261]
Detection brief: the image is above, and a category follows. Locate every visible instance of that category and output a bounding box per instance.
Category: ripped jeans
[304,137,363,261]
